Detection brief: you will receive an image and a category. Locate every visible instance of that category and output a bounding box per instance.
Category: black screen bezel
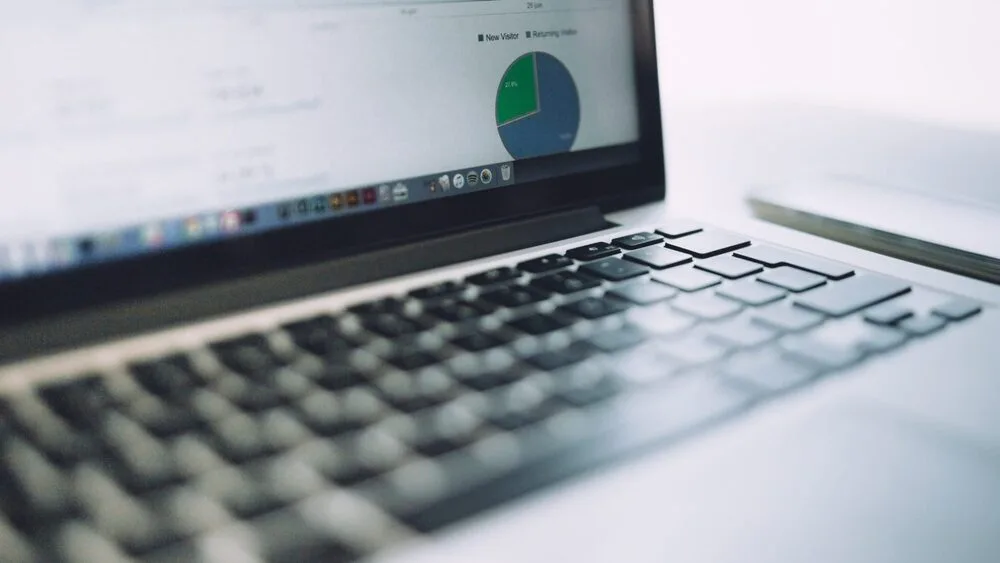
[0,0,663,325]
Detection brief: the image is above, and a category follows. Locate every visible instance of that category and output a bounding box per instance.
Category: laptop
[2,2,1000,562]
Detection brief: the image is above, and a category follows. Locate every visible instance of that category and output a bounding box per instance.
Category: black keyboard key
[253,510,358,563]
[856,325,908,353]
[794,274,911,317]
[716,280,786,306]
[313,365,365,391]
[0,398,14,447]
[662,230,750,258]
[297,390,382,436]
[210,473,287,520]
[898,315,948,337]
[362,313,427,338]
[376,370,455,413]
[653,267,722,292]
[932,298,983,321]
[466,267,521,286]
[131,356,199,401]
[734,245,854,280]
[778,335,863,370]
[707,318,779,348]
[210,417,276,464]
[117,516,184,557]
[426,299,493,322]
[611,232,664,250]
[283,316,355,357]
[718,349,820,393]
[623,246,692,269]
[565,242,621,262]
[608,281,677,305]
[132,406,203,439]
[695,255,763,279]
[517,254,574,274]
[531,271,601,294]
[211,335,287,381]
[23,424,100,468]
[409,281,466,301]
[752,306,825,332]
[410,403,482,457]
[671,293,743,320]
[758,266,827,293]
[588,324,647,353]
[349,298,404,316]
[559,297,629,320]
[449,352,525,391]
[554,364,621,407]
[226,385,286,413]
[526,342,595,371]
[0,441,77,531]
[862,303,913,325]
[451,332,510,352]
[579,257,648,282]
[485,381,556,431]
[508,314,571,336]
[657,335,730,365]
[101,416,183,494]
[386,349,443,371]
[481,285,549,308]
[656,221,703,239]
[37,375,113,429]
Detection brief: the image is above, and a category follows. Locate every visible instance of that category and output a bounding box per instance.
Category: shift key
[794,274,911,317]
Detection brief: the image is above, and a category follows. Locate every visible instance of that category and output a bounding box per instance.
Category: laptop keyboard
[0,224,985,563]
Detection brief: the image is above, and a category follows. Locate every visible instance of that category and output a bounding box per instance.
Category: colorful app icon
[346,190,360,207]
[185,217,204,239]
[221,211,241,233]
[480,168,493,185]
[141,223,165,247]
[202,214,220,235]
[500,163,512,181]
[392,182,409,202]
[96,232,122,254]
[453,173,465,189]
[312,197,327,214]
[52,240,76,266]
[439,175,451,191]
[329,193,344,210]
[379,184,392,202]
[466,171,479,187]
[77,238,96,258]
[362,187,377,204]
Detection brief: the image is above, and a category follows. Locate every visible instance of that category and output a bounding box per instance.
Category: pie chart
[496,52,580,160]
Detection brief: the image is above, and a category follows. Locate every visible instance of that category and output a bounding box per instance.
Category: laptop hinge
[1,206,612,362]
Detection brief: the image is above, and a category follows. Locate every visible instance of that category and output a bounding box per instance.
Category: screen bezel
[0,0,664,325]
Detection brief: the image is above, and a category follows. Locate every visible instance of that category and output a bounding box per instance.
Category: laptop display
[0,1,640,282]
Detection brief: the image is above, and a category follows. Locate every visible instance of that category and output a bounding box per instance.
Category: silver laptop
[2,2,1000,562]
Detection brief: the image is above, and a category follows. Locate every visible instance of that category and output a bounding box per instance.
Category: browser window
[0,0,639,278]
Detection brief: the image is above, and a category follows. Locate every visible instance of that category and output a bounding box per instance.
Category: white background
[653,0,1000,218]
[656,0,1000,128]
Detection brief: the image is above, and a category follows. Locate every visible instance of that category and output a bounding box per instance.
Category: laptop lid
[0,1,663,327]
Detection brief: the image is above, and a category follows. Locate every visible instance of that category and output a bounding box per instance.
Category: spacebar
[389,378,753,532]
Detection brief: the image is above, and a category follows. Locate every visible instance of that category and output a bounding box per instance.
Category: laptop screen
[0,1,640,281]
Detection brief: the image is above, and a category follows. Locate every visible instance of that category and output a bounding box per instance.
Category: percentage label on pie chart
[496,52,580,160]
